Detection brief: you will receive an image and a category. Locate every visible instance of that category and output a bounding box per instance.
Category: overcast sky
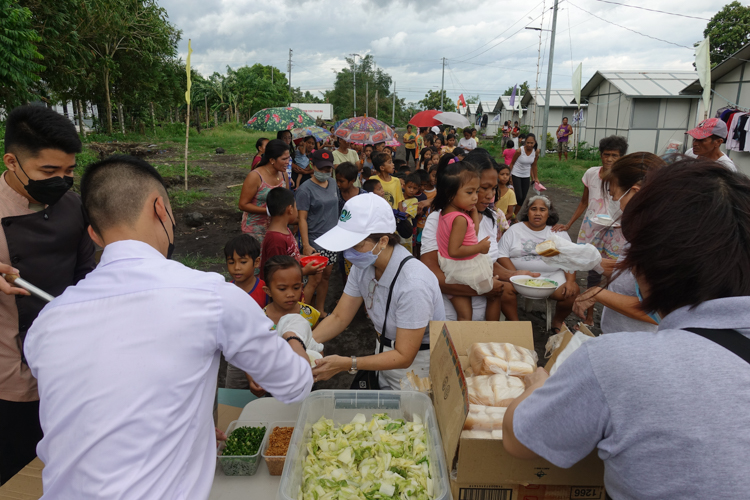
[160,0,725,105]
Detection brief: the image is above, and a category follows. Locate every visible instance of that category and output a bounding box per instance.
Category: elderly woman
[503,159,750,499]
[573,152,665,333]
[498,195,579,332]
[311,194,444,390]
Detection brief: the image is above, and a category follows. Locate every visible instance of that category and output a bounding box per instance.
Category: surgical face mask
[634,281,661,324]
[343,241,383,269]
[608,187,631,219]
[14,157,73,206]
[154,199,176,259]
[313,170,331,182]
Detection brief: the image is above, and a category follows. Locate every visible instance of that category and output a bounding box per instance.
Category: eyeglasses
[366,279,378,310]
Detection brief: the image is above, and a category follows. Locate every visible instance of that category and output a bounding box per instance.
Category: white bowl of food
[510,276,560,299]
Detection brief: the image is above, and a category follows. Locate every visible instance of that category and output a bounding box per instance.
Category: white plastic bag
[467,342,538,376]
[549,331,594,376]
[540,234,603,273]
[276,313,324,353]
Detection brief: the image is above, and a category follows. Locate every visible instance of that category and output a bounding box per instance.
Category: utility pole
[350,54,360,117]
[541,0,559,158]
[440,58,446,111]
[392,82,396,125]
[366,81,369,116]
[287,49,293,103]
[375,89,379,119]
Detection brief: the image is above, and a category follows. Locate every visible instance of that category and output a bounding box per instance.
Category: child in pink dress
[434,164,500,321]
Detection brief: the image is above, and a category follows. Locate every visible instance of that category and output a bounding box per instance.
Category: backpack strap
[380,256,415,339]
[684,328,750,366]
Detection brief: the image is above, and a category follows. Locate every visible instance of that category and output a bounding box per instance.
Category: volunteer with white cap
[311,194,445,389]
[684,118,737,171]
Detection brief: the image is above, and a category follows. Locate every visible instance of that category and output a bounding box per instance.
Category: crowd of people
[0,103,748,499]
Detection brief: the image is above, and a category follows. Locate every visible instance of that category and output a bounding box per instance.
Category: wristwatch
[348,356,358,375]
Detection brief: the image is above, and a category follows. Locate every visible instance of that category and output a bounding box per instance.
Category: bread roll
[461,430,496,440]
[464,404,506,431]
[535,240,560,257]
[468,342,537,376]
[466,375,524,407]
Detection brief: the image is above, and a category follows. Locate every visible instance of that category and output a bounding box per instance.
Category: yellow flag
[185,39,193,105]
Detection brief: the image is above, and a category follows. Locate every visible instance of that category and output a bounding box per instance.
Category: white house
[476,101,500,137]
[521,89,586,141]
[493,96,525,126]
[460,103,476,127]
[682,42,750,174]
[579,71,700,154]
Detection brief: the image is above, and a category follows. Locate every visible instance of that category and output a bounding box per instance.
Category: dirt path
[164,148,599,388]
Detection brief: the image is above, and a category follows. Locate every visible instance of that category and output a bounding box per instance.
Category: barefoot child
[433,162,500,321]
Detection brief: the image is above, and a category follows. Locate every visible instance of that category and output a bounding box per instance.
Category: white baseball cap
[314,194,396,251]
[431,126,441,134]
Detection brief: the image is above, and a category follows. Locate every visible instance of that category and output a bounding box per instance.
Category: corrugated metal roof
[521,89,586,107]
[581,71,699,99]
[682,41,750,94]
[476,101,497,114]
[494,96,523,112]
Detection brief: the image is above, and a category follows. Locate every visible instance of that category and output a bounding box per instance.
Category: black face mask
[154,199,175,259]
[14,157,73,206]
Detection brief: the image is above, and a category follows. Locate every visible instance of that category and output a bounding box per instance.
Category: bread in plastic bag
[538,234,603,273]
[466,374,525,407]
[464,404,506,431]
[468,342,538,376]
[461,429,503,440]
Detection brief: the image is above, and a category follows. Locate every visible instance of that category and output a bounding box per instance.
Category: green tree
[465,94,480,104]
[328,55,404,120]
[418,90,455,111]
[78,0,179,133]
[704,1,750,66]
[503,81,530,97]
[0,0,45,109]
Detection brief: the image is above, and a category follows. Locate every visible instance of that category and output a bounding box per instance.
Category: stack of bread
[462,342,538,440]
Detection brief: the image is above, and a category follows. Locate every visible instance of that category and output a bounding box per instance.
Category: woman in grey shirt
[573,153,664,333]
[504,159,750,500]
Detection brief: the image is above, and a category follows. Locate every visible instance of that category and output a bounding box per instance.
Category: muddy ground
[155,136,600,389]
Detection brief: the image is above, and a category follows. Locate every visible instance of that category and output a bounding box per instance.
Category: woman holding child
[311,194,445,390]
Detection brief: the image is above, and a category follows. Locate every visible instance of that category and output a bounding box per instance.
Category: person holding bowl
[311,194,445,389]
[498,195,579,332]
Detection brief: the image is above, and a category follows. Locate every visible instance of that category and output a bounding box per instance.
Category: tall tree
[78,0,179,133]
[503,81,530,97]
[465,94,480,104]
[418,90,454,111]
[0,0,45,109]
[328,55,404,120]
[704,1,750,66]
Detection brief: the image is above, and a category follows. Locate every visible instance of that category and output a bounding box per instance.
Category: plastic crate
[216,420,268,476]
[262,421,296,476]
[278,390,451,500]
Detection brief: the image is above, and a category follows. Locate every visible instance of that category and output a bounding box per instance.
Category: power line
[567,1,693,50]
[592,0,710,20]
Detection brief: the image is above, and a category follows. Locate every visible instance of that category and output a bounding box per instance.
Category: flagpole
[184,39,193,191]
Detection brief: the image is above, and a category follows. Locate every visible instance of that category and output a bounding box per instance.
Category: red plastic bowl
[300,255,329,268]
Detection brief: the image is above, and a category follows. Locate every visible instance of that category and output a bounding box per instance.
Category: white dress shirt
[25,240,312,500]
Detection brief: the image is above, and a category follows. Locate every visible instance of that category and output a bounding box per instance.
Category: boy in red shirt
[260,187,324,300]
[224,234,266,307]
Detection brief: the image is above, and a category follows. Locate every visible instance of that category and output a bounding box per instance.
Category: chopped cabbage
[523,279,556,288]
[298,413,433,500]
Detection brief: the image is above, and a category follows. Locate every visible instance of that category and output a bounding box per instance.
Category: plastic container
[217,420,269,476]
[278,390,451,500]
[262,420,296,476]
[300,255,329,268]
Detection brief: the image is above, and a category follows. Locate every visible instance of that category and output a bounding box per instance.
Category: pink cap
[686,118,728,140]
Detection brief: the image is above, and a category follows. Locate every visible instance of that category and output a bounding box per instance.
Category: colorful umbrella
[385,139,401,147]
[334,117,394,145]
[435,111,470,128]
[246,107,316,132]
[333,119,348,131]
[291,126,331,144]
[409,110,441,128]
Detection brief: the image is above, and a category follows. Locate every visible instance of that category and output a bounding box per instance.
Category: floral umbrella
[291,126,331,144]
[334,116,394,145]
[246,107,315,131]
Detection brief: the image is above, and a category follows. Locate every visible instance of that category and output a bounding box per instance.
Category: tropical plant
[704,1,750,66]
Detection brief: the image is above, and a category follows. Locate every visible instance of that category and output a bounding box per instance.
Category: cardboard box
[429,321,605,495]
[544,324,595,373]
[452,483,606,499]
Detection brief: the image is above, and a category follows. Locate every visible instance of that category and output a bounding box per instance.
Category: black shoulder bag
[684,328,750,365]
[350,256,414,390]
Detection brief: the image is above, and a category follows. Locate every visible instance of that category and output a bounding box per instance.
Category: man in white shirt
[24,155,313,499]
[684,118,737,171]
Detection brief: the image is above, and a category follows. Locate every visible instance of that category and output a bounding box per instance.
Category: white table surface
[209,398,302,500]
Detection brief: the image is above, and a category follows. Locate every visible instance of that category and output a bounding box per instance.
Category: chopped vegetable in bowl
[299,413,433,500]
[523,279,557,288]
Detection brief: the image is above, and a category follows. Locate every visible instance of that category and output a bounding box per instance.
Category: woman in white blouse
[498,195,579,332]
